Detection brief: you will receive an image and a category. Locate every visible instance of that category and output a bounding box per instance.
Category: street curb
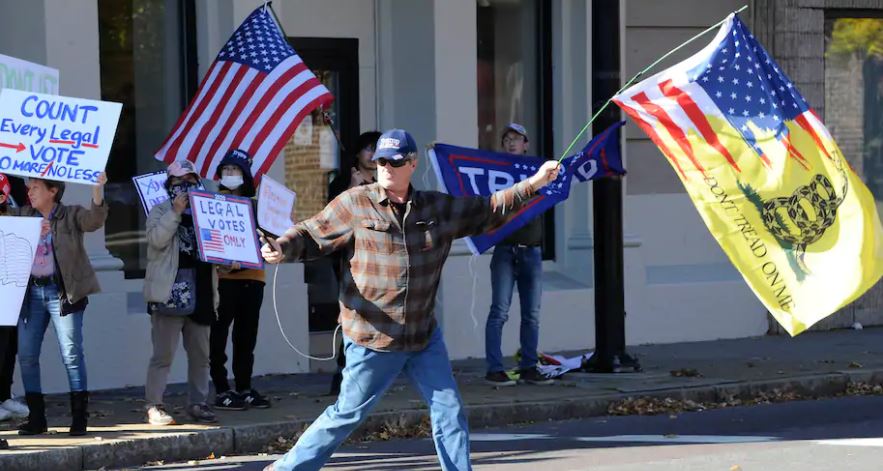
[2,369,883,470]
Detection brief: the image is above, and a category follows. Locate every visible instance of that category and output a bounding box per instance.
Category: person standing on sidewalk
[484,123,553,387]
[209,150,270,411]
[326,131,382,395]
[10,173,109,437]
[260,129,562,471]
[0,175,21,448]
[143,160,218,426]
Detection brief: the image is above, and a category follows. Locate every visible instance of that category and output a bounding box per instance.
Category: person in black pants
[210,149,270,410]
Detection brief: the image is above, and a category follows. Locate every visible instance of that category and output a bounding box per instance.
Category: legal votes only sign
[189,190,263,269]
[0,89,122,185]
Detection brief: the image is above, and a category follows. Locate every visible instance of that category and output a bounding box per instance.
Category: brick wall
[283,110,337,220]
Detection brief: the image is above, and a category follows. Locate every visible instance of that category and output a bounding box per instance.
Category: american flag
[613,14,833,178]
[200,228,225,253]
[154,5,334,179]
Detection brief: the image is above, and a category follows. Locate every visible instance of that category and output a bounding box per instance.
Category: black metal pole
[583,0,640,373]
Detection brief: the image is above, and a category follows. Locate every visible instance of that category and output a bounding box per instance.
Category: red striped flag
[154,5,334,180]
[200,228,225,253]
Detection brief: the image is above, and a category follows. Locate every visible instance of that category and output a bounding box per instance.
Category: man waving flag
[613,13,883,335]
[155,4,333,180]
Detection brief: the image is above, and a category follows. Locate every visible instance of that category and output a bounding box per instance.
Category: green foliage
[827,18,883,59]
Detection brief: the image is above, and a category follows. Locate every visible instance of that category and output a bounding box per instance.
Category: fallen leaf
[848,361,863,369]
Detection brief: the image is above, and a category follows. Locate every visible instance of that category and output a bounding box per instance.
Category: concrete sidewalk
[2,327,883,470]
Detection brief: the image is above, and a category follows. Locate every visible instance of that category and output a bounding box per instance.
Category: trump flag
[428,121,625,255]
[613,13,883,335]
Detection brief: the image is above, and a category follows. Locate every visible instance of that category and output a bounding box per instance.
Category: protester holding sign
[260,129,562,471]
[484,123,553,387]
[0,174,30,431]
[9,173,108,437]
[209,149,270,412]
[143,160,218,425]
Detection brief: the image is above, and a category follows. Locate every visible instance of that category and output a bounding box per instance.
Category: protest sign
[257,175,296,237]
[132,171,170,216]
[189,190,263,269]
[0,53,59,95]
[0,216,41,326]
[0,89,122,185]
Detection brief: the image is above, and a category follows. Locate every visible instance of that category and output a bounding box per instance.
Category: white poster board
[0,216,41,326]
[257,175,296,237]
[189,190,263,269]
[0,89,122,185]
[132,171,170,215]
[0,53,59,95]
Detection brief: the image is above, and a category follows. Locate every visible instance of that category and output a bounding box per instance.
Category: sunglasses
[376,157,413,168]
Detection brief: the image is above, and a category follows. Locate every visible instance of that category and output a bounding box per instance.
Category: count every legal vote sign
[0,89,121,185]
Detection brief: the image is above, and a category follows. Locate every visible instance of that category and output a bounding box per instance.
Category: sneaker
[0,407,11,422]
[214,391,247,411]
[146,405,176,426]
[484,371,516,387]
[240,389,271,409]
[0,399,29,418]
[518,367,554,385]
[187,403,217,423]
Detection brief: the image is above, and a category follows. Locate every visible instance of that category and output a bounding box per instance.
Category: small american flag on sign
[154,5,334,180]
[200,228,225,253]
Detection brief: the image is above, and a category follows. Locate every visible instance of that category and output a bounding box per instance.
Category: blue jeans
[485,245,542,373]
[18,283,87,393]
[274,328,471,471]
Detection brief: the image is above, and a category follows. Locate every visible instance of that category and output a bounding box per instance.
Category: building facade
[1,0,881,393]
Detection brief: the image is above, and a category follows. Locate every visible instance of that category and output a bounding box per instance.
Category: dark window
[98,0,198,278]
[476,0,554,259]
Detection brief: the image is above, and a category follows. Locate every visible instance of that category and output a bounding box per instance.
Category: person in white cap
[143,160,219,426]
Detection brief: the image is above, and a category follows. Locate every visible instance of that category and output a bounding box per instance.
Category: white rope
[468,255,480,332]
[272,264,340,361]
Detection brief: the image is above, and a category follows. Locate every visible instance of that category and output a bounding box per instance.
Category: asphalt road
[143,394,883,470]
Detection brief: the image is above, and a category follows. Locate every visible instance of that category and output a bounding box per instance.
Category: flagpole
[556,4,747,163]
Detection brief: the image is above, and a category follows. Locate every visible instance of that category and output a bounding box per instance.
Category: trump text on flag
[189,190,263,269]
[0,90,121,185]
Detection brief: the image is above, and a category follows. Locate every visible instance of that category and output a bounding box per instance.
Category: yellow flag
[613,14,883,335]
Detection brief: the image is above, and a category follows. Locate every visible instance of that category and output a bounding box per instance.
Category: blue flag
[428,121,625,254]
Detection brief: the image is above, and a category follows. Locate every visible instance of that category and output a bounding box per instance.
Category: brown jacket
[10,201,108,304]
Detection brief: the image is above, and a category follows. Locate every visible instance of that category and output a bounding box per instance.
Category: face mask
[220,175,244,190]
[168,181,197,199]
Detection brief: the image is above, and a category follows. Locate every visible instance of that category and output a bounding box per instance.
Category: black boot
[69,391,88,436]
[18,393,47,435]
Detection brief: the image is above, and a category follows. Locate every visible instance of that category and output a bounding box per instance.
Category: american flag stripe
[197,69,264,176]
[211,59,311,173]
[631,91,707,175]
[234,65,314,152]
[189,65,253,173]
[160,62,229,161]
[257,90,329,177]
[249,78,324,157]
[660,79,740,171]
[155,6,334,179]
[614,97,688,178]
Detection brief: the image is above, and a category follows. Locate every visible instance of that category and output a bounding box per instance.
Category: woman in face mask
[143,160,219,426]
[209,149,270,411]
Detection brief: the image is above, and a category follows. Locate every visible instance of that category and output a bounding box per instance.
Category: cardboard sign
[0,89,122,185]
[0,53,59,95]
[189,190,263,269]
[0,216,41,326]
[132,171,170,216]
[257,175,296,237]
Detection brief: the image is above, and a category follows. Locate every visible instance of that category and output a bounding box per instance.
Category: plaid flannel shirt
[278,179,538,351]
